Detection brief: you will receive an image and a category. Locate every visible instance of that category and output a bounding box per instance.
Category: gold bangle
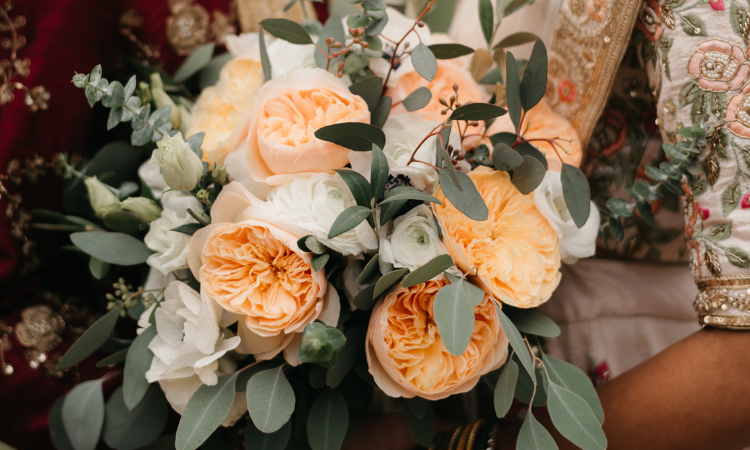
[466,419,488,450]
[447,426,463,450]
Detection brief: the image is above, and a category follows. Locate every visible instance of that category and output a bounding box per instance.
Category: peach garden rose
[433,167,561,308]
[366,275,508,400]
[188,181,339,362]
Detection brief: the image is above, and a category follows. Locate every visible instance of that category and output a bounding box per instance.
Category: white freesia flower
[140,281,245,426]
[224,33,317,79]
[348,115,461,193]
[144,191,205,275]
[84,176,120,218]
[369,7,432,87]
[138,162,170,200]
[267,173,377,256]
[150,132,204,192]
[533,171,599,264]
[380,205,453,272]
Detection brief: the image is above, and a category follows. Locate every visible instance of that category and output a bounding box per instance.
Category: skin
[343,329,750,450]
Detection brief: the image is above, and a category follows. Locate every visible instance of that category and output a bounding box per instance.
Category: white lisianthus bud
[150,132,204,192]
[379,204,454,273]
[533,171,600,264]
[120,197,162,222]
[84,176,120,218]
[150,73,182,130]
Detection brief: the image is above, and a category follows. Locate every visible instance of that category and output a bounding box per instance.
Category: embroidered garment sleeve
[647,0,750,329]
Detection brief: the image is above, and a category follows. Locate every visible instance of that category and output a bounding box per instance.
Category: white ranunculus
[144,191,205,275]
[84,176,120,218]
[150,132,204,192]
[224,33,317,79]
[533,171,600,264]
[379,204,452,272]
[139,281,245,426]
[369,7,432,87]
[138,162,170,200]
[349,115,461,193]
[267,173,377,256]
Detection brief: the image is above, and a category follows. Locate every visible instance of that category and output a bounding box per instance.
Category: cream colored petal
[187,223,225,281]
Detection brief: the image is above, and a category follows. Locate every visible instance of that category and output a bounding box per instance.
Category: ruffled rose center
[381,279,498,393]
[202,222,318,332]
[701,51,740,81]
[259,88,367,148]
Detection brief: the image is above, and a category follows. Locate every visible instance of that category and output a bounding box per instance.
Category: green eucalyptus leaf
[496,305,535,377]
[123,325,157,410]
[543,353,604,424]
[606,197,634,217]
[479,0,494,45]
[260,18,313,44]
[200,53,233,89]
[366,14,389,36]
[505,52,522,131]
[438,170,489,221]
[89,256,110,280]
[62,380,105,450]
[90,65,102,85]
[307,389,349,450]
[402,86,432,112]
[662,143,688,161]
[121,97,141,122]
[334,169,371,208]
[132,104,150,131]
[494,359,518,418]
[328,205,371,238]
[103,210,145,234]
[404,402,435,447]
[428,43,474,59]
[493,32,540,50]
[449,103,507,122]
[446,275,486,307]
[297,235,327,254]
[547,382,607,450]
[608,216,624,241]
[407,397,429,418]
[373,268,409,298]
[260,26,273,81]
[108,107,124,130]
[315,123,386,152]
[379,197,409,225]
[491,143,523,171]
[174,43,215,82]
[171,223,203,236]
[348,76,383,111]
[511,155,546,194]
[433,282,475,355]
[244,419,291,450]
[59,304,123,370]
[102,81,126,108]
[370,145,389,201]
[352,284,377,310]
[247,366,296,433]
[326,325,364,388]
[312,253,330,272]
[71,231,153,266]
[379,186,442,206]
[103,385,169,450]
[411,42,438,82]
[175,372,238,450]
[96,347,129,368]
[505,308,560,337]
[401,255,454,287]
[371,96,392,128]
[561,163,591,228]
[343,52,369,74]
[358,254,381,285]
[636,200,654,223]
[50,398,75,450]
[517,412,558,450]
[519,40,547,111]
[316,15,345,69]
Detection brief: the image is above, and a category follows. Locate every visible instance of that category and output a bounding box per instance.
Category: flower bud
[71,73,87,88]
[138,81,152,104]
[211,165,229,185]
[150,132,204,191]
[120,197,162,222]
[150,73,182,131]
[84,176,120,218]
[196,189,210,203]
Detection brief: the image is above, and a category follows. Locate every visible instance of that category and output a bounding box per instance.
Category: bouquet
[43,1,610,450]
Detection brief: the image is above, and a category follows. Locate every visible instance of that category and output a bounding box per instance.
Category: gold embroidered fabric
[546,0,643,147]
[166,0,237,56]
[236,0,316,33]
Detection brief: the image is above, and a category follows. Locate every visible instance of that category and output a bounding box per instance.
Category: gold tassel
[705,248,722,277]
[704,156,719,185]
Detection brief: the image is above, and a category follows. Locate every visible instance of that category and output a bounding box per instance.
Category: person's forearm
[498,329,750,450]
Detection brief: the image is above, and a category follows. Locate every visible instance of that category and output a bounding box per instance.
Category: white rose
[138,162,170,200]
[150,132,204,192]
[84,176,120,218]
[144,191,204,275]
[369,7,432,87]
[348,115,461,193]
[379,204,453,272]
[533,171,600,264]
[267,173,377,256]
[224,33,317,79]
[139,281,245,426]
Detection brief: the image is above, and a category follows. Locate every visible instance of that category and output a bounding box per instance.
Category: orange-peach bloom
[366,276,508,400]
[486,99,582,171]
[187,58,263,160]
[188,182,339,362]
[239,68,370,186]
[388,61,486,122]
[433,167,561,308]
